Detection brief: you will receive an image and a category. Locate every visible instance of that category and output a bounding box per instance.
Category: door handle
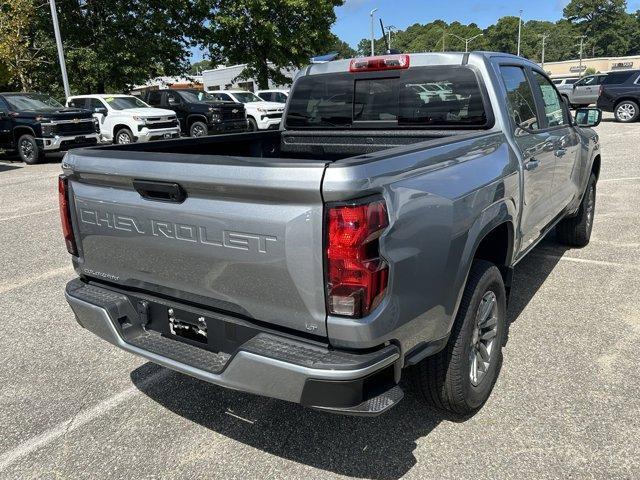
[524,159,540,171]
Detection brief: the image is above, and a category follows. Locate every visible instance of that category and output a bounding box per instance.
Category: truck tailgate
[64,151,328,337]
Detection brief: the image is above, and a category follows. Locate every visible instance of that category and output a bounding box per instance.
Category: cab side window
[147,91,162,105]
[166,92,181,106]
[87,98,105,111]
[532,71,569,128]
[68,98,86,109]
[499,66,539,132]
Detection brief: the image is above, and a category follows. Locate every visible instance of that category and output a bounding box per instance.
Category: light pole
[540,33,550,69]
[517,10,523,56]
[49,0,70,97]
[370,8,378,56]
[448,33,483,53]
[577,35,587,77]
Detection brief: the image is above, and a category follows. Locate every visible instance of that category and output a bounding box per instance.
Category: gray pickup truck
[61,52,602,416]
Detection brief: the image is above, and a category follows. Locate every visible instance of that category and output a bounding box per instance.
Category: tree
[325,33,356,59]
[0,0,49,91]
[32,0,209,95]
[200,0,344,89]
[190,59,213,74]
[563,0,630,56]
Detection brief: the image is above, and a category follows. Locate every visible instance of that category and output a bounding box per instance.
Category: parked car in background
[552,77,579,87]
[62,52,602,417]
[208,90,284,131]
[67,94,180,144]
[557,74,607,108]
[138,89,246,137]
[256,89,289,103]
[597,69,640,122]
[0,92,99,164]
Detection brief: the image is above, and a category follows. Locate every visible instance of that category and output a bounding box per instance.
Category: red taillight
[349,54,410,73]
[325,200,389,318]
[58,176,77,256]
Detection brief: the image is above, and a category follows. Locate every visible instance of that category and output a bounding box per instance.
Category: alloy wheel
[617,103,636,121]
[19,138,34,162]
[469,290,499,386]
[117,132,132,144]
[191,124,206,137]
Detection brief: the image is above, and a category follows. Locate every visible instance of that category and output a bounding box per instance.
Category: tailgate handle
[133,180,186,203]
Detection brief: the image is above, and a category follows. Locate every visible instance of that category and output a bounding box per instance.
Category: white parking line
[599,176,640,183]
[0,266,74,295]
[532,254,639,270]
[0,369,170,472]
[0,208,58,223]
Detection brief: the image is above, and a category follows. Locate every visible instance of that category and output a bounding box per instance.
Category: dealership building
[543,55,640,79]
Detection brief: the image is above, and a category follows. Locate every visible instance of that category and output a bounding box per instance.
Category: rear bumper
[65,279,403,416]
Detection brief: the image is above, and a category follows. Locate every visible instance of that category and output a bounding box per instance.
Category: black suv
[596,69,640,122]
[138,89,247,137]
[0,92,99,164]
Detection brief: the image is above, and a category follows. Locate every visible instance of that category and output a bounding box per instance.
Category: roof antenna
[379,18,401,54]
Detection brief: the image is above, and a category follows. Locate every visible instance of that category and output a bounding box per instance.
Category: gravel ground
[0,115,638,479]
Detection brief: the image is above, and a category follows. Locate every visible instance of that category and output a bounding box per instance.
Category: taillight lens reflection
[326,200,389,318]
[58,176,77,256]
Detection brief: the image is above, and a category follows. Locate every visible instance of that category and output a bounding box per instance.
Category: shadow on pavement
[0,162,22,172]
[131,236,569,479]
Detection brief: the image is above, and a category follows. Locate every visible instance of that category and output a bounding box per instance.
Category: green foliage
[190,59,213,74]
[354,0,640,63]
[326,33,356,59]
[199,0,344,89]
[31,0,209,96]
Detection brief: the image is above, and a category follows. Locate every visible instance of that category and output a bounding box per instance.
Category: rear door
[499,65,558,252]
[572,75,599,105]
[67,151,329,336]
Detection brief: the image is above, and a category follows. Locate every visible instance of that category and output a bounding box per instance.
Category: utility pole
[577,35,587,77]
[448,33,484,53]
[540,33,550,69]
[49,0,70,97]
[370,8,378,56]
[517,10,523,56]
[385,25,397,49]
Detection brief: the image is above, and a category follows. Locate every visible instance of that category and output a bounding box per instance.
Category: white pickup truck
[66,94,181,144]
[207,90,284,131]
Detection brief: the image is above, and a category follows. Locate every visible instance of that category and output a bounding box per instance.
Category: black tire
[247,117,258,132]
[556,173,596,248]
[614,100,639,123]
[17,134,45,165]
[189,121,208,137]
[411,260,507,415]
[114,127,134,144]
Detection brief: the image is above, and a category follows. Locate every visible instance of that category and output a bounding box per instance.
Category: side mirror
[95,107,108,115]
[575,108,602,127]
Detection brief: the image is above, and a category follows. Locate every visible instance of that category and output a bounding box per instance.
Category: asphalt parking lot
[1,115,639,479]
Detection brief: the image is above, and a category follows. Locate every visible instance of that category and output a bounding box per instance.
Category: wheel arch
[613,97,639,108]
[186,114,207,128]
[13,126,37,143]
[112,124,132,138]
[591,154,601,180]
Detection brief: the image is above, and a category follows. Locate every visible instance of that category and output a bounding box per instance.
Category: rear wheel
[17,134,45,165]
[557,173,596,247]
[614,100,639,122]
[411,260,507,415]
[114,128,134,144]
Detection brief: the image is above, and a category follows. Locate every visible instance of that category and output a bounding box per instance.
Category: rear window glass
[286,66,489,129]
[603,71,638,84]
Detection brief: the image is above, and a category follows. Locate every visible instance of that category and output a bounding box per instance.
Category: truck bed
[93,129,464,162]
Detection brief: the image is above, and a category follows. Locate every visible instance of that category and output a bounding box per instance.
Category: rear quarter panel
[322,132,520,352]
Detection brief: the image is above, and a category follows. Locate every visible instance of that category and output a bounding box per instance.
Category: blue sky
[332,0,640,47]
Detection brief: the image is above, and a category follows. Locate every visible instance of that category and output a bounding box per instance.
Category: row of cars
[0,88,289,164]
[555,70,640,122]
